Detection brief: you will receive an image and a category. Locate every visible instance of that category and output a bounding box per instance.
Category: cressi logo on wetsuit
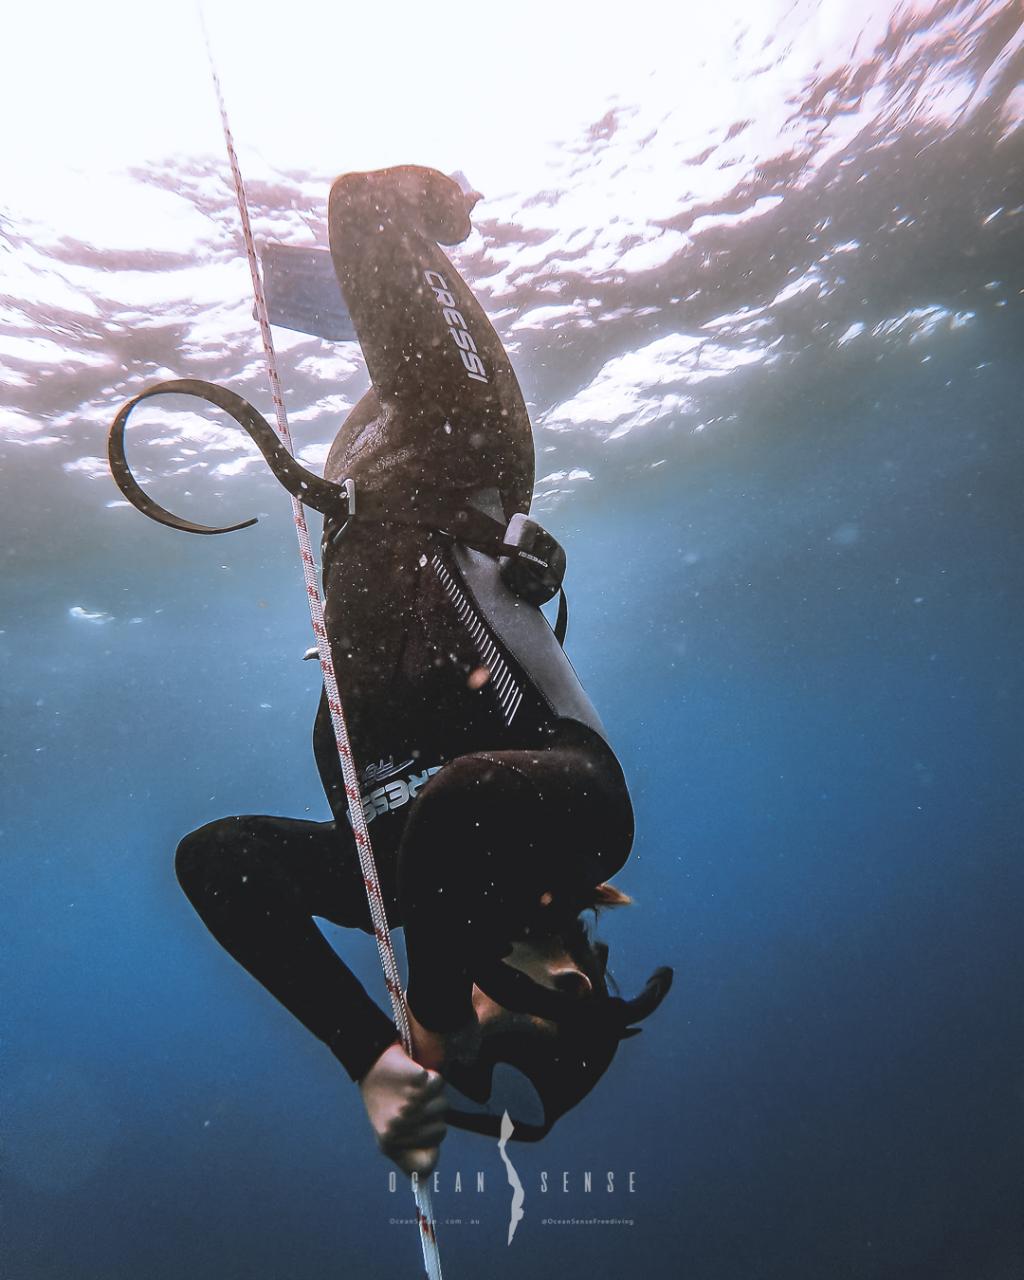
[352,757,443,826]
[423,269,489,383]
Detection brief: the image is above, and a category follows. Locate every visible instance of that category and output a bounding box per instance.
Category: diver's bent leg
[175,815,398,1081]
[397,756,509,1033]
[398,737,634,1033]
[398,753,566,1033]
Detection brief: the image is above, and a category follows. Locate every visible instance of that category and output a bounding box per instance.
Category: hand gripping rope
[199,19,444,1278]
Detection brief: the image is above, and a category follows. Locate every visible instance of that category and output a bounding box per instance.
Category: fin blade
[259,244,356,342]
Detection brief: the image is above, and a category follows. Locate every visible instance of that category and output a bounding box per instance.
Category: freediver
[121,166,671,1176]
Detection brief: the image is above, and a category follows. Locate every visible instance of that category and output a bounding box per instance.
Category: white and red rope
[199,19,443,1277]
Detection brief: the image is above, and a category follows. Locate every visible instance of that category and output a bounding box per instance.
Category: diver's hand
[359,1043,448,1176]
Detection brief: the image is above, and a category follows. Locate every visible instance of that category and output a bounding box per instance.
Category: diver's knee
[174,817,241,897]
[417,753,497,804]
[175,825,211,897]
[398,756,499,891]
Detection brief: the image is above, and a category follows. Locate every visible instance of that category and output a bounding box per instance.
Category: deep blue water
[3,5,1024,1277]
[5,313,1023,1278]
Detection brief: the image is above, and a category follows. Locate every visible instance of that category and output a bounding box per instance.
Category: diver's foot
[359,1043,448,1176]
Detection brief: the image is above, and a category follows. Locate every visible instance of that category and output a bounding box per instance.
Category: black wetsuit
[175,168,633,1084]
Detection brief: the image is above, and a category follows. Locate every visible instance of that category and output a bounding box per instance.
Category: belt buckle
[325,477,358,550]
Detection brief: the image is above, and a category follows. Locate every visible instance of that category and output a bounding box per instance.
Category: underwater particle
[468,666,491,690]
[69,605,113,624]
[260,702,273,709]
[913,761,934,788]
